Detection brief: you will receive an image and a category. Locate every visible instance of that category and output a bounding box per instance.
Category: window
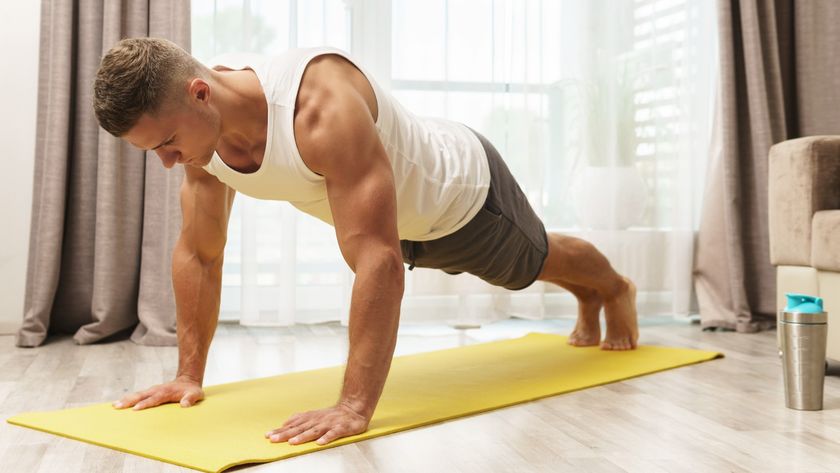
[191,0,718,321]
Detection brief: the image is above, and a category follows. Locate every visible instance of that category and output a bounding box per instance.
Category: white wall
[0,2,40,334]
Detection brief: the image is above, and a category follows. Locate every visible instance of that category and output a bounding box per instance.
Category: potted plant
[569,52,649,230]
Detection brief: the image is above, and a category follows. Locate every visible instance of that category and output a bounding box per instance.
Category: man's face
[124,96,220,169]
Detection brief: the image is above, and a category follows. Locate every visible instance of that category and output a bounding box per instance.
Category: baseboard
[0,320,20,335]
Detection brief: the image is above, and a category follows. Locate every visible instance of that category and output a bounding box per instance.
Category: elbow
[362,250,405,292]
[173,239,224,274]
[382,252,406,291]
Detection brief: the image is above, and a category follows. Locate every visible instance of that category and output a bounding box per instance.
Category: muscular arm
[262,55,403,446]
[174,165,236,384]
[114,164,235,411]
[295,60,404,419]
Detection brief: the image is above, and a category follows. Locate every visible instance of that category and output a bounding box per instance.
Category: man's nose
[155,149,180,168]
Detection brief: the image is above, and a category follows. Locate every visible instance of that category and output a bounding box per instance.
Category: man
[94,38,638,447]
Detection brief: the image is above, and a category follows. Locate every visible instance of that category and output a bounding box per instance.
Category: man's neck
[211,68,267,154]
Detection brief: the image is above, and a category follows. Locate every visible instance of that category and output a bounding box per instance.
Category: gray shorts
[399,129,549,290]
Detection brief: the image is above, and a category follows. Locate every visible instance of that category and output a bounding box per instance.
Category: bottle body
[780,312,827,410]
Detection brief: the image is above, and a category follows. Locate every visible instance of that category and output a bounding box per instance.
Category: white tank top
[202,47,490,241]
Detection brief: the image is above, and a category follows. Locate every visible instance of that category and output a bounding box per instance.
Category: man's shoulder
[293,55,365,133]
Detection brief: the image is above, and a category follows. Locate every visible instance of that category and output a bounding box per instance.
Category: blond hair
[93,37,205,137]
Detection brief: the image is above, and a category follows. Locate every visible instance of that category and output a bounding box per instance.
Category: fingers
[265,412,310,439]
[272,417,307,434]
[113,388,172,410]
[113,380,205,411]
[113,390,151,409]
[282,413,304,427]
[266,406,370,446]
[267,421,314,443]
[132,394,166,410]
[289,425,327,445]
[271,416,336,444]
[315,424,350,445]
[180,390,203,408]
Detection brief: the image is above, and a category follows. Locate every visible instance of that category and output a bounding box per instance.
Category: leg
[548,279,603,347]
[536,233,638,350]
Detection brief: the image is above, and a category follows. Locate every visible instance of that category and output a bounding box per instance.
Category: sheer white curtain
[190,0,718,327]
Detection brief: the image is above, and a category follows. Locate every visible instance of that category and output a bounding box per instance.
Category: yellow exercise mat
[7,332,721,472]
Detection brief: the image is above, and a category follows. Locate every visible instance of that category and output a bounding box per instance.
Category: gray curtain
[695,0,840,332]
[15,0,190,347]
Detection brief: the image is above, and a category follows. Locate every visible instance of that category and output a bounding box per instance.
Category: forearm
[338,256,404,418]
[172,242,223,385]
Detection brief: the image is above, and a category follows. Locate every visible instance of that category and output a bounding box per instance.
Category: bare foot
[567,291,603,347]
[601,277,639,350]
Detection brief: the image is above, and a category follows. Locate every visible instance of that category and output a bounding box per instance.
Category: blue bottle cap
[784,293,824,314]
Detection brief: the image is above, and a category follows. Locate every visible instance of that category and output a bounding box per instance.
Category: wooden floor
[2,316,840,473]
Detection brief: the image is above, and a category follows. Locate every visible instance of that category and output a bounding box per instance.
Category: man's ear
[189,78,210,103]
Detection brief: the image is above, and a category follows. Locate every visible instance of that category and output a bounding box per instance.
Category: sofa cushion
[769,136,840,266]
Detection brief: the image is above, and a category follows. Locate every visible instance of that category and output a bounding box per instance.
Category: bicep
[297,83,402,272]
[327,154,400,271]
[179,166,236,264]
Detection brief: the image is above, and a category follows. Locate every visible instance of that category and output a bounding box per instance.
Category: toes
[601,339,634,350]
[568,336,600,347]
[568,326,601,347]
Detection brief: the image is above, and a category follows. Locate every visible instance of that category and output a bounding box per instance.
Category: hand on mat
[112,376,205,411]
[265,403,370,446]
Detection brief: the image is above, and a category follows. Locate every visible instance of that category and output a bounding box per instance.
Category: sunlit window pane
[392,0,446,80]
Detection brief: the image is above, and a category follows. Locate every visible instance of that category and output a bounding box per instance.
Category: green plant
[191,6,278,62]
[581,53,639,167]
